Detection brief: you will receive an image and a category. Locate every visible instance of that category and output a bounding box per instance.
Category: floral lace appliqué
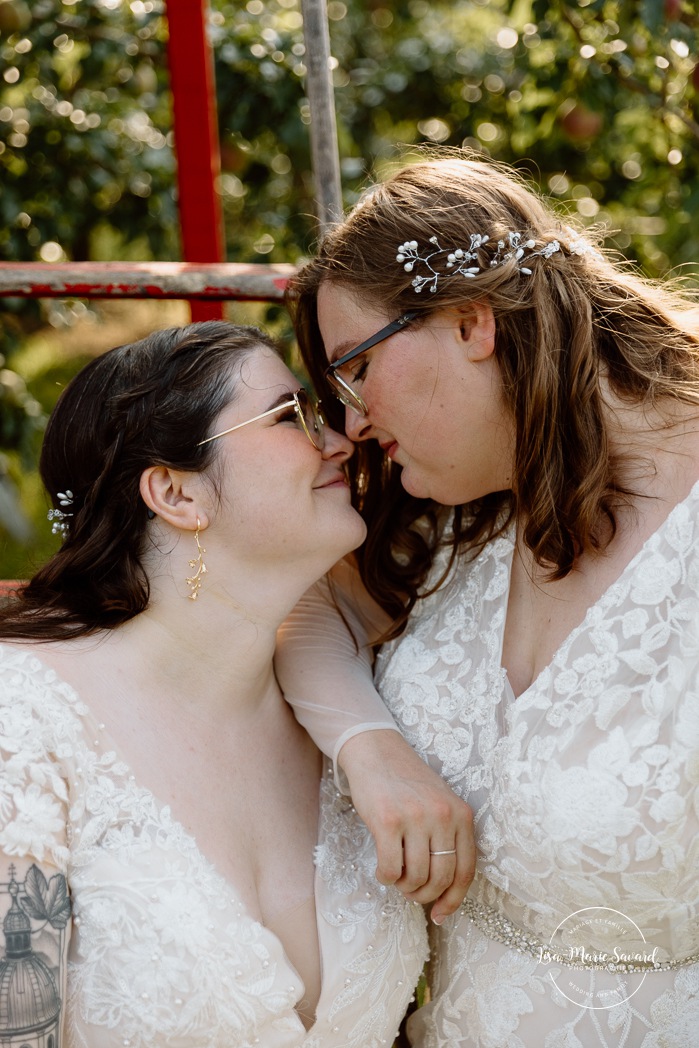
[376,490,699,1047]
[0,646,427,1048]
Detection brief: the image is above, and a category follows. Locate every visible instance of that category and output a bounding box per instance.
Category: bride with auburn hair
[277,154,699,1046]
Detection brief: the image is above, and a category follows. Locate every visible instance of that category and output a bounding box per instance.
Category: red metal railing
[0,262,294,302]
[0,0,342,312]
[0,1,279,315]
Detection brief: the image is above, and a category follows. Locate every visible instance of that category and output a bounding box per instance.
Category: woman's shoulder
[0,641,87,745]
[0,639,79,689]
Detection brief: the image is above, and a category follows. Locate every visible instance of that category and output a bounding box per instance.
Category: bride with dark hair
[0,320,427,1048]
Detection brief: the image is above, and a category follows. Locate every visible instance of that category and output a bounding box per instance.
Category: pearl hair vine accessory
[569,237,605,264]
[47,490,74,537]
[396,230,598,294]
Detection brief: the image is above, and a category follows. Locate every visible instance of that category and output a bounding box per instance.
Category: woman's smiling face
[206,346,367,565]
[317,282,515,506]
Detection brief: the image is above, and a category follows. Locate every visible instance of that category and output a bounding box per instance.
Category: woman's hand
[338,729,475,924]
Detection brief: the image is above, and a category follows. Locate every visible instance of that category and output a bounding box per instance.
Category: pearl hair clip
[396,230,599,294]
[47,490,74,536]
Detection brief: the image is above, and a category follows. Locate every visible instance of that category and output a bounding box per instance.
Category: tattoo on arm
[0,862,71,1044]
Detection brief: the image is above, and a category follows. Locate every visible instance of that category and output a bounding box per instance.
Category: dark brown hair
[0,321,279,641]
[289,154,699,633]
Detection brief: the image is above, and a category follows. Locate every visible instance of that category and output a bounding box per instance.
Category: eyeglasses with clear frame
[324,311,419,417]
[197,388,325,450]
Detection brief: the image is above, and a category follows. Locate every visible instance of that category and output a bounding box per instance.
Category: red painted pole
[165,0,225,322]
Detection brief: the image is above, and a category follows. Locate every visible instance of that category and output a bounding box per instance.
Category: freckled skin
[318,283,515,505]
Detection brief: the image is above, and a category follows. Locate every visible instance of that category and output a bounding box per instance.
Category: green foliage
[3,0,698,278]
[0,0,176,267]
[2,0,698,274]
[1,0,698,573]
[0,351,42,454]
[212,0,316,260]
[325,0,699,276]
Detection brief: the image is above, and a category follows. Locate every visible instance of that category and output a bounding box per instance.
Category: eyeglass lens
[297,390,325,449]
[327,372,366,416]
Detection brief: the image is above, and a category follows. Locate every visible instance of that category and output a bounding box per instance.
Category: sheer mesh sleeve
[276,558,400,788]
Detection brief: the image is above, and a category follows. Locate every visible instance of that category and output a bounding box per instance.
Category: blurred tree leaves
[0,0,176,270]
[3,0,695,279]
[2,0,698,286]
[1,0,698,560]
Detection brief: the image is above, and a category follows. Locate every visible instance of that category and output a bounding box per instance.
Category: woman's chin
[399,466,440,503]
[324,515,368,564]
[346,516,368,553]
[399,465,500,507]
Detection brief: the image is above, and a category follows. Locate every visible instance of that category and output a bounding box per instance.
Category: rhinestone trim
[461,898,699,973]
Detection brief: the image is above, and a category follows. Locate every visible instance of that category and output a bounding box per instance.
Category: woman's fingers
[338,730,475,907]
[428,822,476,924]
[400,810,475,919]
[371,810,410,887]
[397,832,457,898]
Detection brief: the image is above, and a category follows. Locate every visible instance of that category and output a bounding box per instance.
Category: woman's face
[316,283,515,505]
[207,346,366,565]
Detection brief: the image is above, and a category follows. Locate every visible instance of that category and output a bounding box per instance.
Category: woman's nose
[321,425,354,462]
[344,404,372,442]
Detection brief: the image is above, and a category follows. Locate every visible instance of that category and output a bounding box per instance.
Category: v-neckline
[499,474,699,703]
[6,643,327,1037]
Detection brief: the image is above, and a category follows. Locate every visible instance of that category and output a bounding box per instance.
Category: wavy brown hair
[289,154,699,634]
[0,321,279,641]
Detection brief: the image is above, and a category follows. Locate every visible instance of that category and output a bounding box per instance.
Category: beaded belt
[461,898,699,973]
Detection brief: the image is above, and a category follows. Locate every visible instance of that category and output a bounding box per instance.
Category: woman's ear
[139,467,208,531]
[457,301,496,362]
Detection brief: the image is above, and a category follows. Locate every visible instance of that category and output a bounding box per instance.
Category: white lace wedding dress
[372,488,699,1047]
[0,645,428,1048]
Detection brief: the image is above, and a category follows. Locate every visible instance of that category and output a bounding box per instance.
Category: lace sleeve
[0,648,72,1041]
[0,648,71,870]
[276,558,400,786]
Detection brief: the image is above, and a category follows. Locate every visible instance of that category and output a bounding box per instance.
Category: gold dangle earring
[185,518,207,600]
